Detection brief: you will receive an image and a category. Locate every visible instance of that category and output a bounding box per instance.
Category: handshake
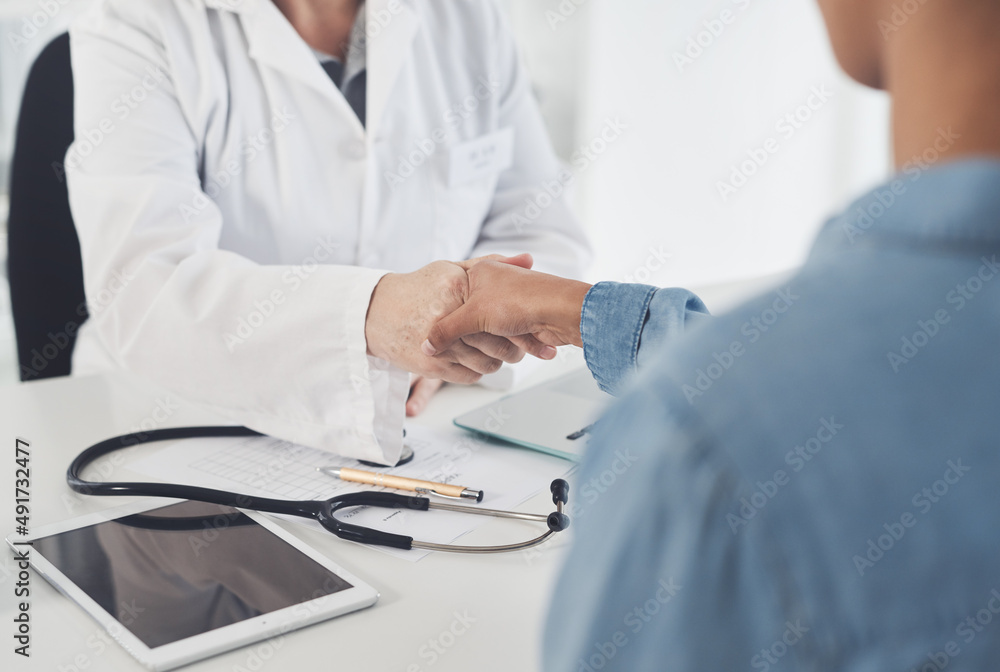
[364,253,592,402]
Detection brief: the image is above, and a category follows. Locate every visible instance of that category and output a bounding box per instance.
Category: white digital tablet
[454,368,612,461]
[6,499,378,671]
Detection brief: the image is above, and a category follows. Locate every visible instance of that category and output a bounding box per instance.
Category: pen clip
[414,487,465,501]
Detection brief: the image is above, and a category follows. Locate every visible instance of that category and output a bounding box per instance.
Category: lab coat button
[345,141,367,160]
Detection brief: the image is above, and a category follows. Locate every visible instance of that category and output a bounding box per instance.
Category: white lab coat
[65,0,590,464]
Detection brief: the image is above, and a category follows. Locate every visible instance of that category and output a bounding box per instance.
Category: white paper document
[131,424,573,560]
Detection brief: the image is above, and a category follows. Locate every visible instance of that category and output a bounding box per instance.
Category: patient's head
[816,0,1000,90]
[815,0,887,88]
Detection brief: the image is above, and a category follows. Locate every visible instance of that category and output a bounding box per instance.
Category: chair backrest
[7,33,88,382]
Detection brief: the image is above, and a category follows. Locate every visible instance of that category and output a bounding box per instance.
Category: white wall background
[504,0,892,291]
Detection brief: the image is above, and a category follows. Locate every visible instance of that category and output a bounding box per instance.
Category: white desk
[0,350,586,672]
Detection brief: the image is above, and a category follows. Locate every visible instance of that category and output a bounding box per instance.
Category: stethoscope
[67,426,571,554]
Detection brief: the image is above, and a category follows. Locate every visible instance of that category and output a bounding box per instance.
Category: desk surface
[1,350,586,672]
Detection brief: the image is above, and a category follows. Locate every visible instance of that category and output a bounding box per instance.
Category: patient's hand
[421,260,592,359]
[364,256,534,384]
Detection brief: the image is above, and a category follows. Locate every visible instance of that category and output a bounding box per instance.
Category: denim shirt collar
[814,158,1000,257]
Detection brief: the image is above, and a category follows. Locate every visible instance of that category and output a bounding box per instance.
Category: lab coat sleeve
[466,1,592,280]
[65,6,407,465]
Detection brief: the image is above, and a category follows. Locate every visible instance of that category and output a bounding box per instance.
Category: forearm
[424,268,708,392]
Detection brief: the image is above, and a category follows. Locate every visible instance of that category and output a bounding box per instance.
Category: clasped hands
[364,253,591,394]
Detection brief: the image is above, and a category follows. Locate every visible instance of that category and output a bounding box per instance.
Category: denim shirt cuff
[581,281,658,395]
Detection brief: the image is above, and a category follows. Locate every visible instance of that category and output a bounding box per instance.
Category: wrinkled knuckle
[440,368,463,384]
[483,358,503,375]
[441,271,466,298]
[447,364,477,385]
[500,341,521,360]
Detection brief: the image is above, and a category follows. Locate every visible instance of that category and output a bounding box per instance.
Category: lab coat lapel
[210,0,366,136]
[366,0,420,139]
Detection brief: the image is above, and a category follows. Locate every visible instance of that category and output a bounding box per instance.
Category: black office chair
[7,33,88,382]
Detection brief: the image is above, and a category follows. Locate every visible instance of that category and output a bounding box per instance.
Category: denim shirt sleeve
[581,282,710,394]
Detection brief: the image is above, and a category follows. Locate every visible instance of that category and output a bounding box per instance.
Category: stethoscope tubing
[67,426,325,519]
[66,425,570,554]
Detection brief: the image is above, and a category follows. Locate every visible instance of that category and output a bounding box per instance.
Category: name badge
[447,127,514,188]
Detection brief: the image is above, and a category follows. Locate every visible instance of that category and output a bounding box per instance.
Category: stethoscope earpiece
[547,511,570,533]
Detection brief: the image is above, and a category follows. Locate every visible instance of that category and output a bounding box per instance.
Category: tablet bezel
[6,498,379,671]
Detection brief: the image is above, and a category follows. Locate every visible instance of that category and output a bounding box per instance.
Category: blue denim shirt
[581,284,710,394]
[546,159,1000,671]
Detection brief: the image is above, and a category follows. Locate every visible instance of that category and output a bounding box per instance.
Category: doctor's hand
[406,377,443,417]
[421,260,593,358]
[365,256,537,384]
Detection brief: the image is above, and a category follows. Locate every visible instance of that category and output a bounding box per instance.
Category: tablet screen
[32,501,352,648]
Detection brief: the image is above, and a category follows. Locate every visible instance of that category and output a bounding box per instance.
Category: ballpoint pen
[317,466,485,502]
